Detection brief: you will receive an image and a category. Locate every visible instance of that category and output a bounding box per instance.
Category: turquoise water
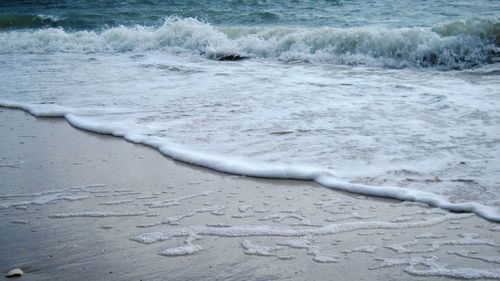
[1,0,499,30]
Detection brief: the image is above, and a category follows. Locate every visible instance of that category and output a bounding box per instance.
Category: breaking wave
[0,17,498,69]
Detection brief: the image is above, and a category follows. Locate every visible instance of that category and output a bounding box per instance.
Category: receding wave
[0,17,498,69]
[1,100,499,222]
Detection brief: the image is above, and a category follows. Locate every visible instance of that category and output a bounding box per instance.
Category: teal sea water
[0,1,499,220]
[1,0,499,29]
[0,0,499,68]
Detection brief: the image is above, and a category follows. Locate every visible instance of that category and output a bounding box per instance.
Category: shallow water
[0,1,499,219]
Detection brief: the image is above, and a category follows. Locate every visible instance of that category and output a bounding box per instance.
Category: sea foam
[0,17,498,69]
[1,101,499,221]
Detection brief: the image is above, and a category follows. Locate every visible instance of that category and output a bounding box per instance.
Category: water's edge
[1,101,498,222]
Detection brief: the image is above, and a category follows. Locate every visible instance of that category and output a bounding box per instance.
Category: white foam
[238,204,254,213]
[137,205,226,228]
[277,237,313,249]
[241,240,282,256]
[3,101,499,221]
[0,18,497,69]
[448,250,500,264]
[1,45,500,222]
[131,228,193,244]
[0,192,89,209]
[371,255,500,279]
[146,191,214,208]
[160,212,197,225]
[240,237,339,263]
[99,199,135,205]
[49,211,147,218]
[131,213,470,244]
[307,246,339,263]
[325,212,376,222]
[415,232,446,239]
[159,243,203,257]
[311,253,339,263]
[391,216,415,223]
[59,195,90,201]
[341,246,377,254]
[259,213,307,223]
[32,193,62,204]
[127,213,484,264]
[386,233,497,254]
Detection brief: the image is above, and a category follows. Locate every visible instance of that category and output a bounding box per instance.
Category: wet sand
[0,109,499,281]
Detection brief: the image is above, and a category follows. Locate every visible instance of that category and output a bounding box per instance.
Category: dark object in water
[204,51,249,61]
[214,54,249,61]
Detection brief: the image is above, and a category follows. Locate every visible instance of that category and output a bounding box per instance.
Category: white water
[1,19,499,221]
[1,18,499,69]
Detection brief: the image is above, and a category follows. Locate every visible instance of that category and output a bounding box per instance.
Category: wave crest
[433,18,500,45]
[1,17,498,69]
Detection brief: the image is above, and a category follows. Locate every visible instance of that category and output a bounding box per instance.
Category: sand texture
[0,109,499,281]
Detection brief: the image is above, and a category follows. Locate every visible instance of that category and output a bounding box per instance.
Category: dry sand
[0,109,499,280]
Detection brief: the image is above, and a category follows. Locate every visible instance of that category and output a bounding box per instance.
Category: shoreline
[1,108,499,280]
[1,103,498,222]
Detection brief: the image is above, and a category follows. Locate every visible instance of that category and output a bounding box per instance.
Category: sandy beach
[1,108,499,280]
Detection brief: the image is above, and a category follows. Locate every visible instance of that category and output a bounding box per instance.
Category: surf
[0,17,498,69]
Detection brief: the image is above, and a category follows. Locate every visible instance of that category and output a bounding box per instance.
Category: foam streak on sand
[371,256,500,279]
[131,213,472,244]
[130,214,475,264]
[49,211,147,218]
[146,191,215,208]
[241,240,283,256]
[448,250,500,264]
[1,102,499,222]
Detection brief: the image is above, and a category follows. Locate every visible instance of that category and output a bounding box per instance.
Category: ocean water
[0,1,499,220]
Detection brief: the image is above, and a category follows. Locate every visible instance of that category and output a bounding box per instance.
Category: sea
[0,0,499,220]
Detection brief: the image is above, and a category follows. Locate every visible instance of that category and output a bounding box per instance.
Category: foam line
[2,101,499,222]
[131,213,472,244]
